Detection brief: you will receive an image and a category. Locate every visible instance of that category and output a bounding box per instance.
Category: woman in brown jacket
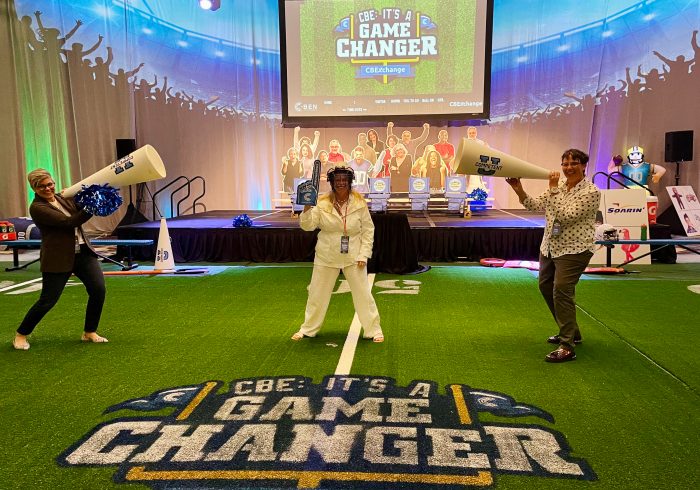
[13,169,108,350]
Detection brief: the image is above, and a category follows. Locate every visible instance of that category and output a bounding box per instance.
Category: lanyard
[334,199,348,235]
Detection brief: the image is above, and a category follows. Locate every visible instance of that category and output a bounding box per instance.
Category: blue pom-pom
[469,188,489,202]
[232,214,253,228]
[74,184,123,216]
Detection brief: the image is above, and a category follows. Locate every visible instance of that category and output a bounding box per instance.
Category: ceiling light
[199,0,221,11]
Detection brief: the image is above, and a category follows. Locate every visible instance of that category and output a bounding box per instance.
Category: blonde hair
[392,143,407,157]
[27,168,53,189]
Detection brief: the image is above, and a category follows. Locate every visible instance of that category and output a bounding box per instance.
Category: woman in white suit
[292,166,384,342]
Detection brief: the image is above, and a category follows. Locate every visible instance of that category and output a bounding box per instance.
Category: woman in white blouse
[506,149,600,363]
[292,166,383,342]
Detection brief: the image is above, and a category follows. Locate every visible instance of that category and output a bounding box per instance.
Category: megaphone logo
[156,249,169,262]
[476,155,502,176]
[113,156,135,175]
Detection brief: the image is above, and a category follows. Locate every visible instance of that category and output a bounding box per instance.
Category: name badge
[551,219,562,237]
[340,235,349,254]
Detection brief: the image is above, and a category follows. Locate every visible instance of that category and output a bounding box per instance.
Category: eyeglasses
[36,182,55,190]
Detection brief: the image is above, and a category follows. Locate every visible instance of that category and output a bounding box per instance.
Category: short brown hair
[561,149,589,165]
[27,168,53,190]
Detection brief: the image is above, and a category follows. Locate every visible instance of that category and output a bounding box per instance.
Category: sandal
[81,333,109,343]
[372,335,384,343]
[291,332,305,341]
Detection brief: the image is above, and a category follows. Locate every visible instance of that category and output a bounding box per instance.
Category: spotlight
[199,0,221,11]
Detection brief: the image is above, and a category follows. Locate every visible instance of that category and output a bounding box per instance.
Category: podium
[368,178,391,212]
[445,175,468,212]
[409,177,430,211]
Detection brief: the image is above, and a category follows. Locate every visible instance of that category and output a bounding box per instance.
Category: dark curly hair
[561,148,589,165]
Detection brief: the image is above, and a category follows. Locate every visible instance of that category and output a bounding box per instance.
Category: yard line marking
[496,208,543,226]
[251,210,283,220]
[335,273,376,375]
[423,209,437,227]
[0,277,42,293]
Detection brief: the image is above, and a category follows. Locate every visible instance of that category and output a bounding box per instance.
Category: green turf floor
[1,263,699,489]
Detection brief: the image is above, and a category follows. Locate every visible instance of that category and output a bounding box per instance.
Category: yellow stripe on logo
[450,385,473,425]
[176,381,217,421]
[126,466,493,488]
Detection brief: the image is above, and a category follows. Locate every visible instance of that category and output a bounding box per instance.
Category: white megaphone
[454,138,551,180]
[62,145,166,197]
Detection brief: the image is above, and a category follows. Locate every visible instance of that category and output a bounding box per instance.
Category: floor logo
[58,376,596,488]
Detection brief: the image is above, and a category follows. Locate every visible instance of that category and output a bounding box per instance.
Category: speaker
[664,130,693,162]
[116,138,137,159]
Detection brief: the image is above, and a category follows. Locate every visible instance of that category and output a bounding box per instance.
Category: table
[2,239,154,271]
[595,239,700,267]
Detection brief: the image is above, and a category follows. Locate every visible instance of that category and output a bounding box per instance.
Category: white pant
[299,263,382,338]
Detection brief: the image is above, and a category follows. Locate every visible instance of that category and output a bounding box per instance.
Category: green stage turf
[1,264,699,489]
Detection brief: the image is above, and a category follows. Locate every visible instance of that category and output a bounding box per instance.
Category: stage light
[199,0,221,11]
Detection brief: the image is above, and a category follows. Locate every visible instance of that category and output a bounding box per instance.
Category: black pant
[17,247,106,336]
[538,251,592,351]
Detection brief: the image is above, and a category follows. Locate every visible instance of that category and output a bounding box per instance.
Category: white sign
[601,188,648,226]
[590,189,650,265]
[666,186,700,237]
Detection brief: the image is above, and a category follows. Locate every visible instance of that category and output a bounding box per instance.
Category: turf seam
[577,304,698,396]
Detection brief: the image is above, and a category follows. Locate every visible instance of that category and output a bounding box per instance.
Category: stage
[116,209,547,273]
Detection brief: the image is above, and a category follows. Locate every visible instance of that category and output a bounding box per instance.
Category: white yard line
[423,210,437,228]
[0,277,42,293]
[335,273,376,375]
[251,210,283,220]
[496,208,543,226]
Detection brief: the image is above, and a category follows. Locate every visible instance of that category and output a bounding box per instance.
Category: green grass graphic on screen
[299,0,475,96]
